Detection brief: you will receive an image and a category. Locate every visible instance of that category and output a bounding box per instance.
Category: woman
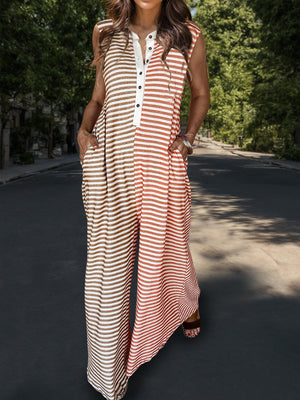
[77,0,210,399]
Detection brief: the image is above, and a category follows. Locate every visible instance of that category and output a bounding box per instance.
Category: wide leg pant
[81,134,200,400]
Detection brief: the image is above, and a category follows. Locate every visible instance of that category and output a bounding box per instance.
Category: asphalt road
[1,147,299,400]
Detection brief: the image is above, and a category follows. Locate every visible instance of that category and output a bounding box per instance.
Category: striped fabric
[81,18,202,400]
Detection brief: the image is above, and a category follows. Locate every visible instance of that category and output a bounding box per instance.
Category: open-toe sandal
[182,317,201,338]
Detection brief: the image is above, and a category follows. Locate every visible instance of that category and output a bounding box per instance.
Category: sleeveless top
[81,18,203,400]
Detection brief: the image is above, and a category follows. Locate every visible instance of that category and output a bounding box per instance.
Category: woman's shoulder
[184,19,204,61]
[185,19,203,37]
[95,18,114,32]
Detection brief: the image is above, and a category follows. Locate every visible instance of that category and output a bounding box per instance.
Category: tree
[247,0,300,155]
[191,0,260,144]
[0,0,46,167]
[28,0,105,157]
[0,0,105,166]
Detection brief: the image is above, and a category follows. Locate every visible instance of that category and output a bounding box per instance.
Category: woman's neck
[130,4,161,30]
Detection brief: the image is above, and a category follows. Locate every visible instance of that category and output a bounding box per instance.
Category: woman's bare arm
[77,24,106,163]
[169,32,210,159]
[185,32,210,138]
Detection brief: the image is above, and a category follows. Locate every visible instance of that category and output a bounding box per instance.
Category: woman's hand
[169,137,189,161]
[77,129,100,164]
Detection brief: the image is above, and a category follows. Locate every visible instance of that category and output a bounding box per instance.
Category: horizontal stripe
[82,17,203,400]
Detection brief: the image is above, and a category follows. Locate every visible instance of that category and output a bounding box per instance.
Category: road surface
[1,141,299,400]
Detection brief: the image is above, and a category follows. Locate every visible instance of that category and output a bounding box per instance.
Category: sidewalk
[1,138,299,185]
[0,154,79,185]
[196,137,300,172]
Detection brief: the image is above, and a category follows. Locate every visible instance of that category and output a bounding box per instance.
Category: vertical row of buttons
[130,29,157,127]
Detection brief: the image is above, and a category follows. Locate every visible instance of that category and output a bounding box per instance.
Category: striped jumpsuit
[80,18,202,400]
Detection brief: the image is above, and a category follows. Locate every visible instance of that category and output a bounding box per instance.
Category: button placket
[130,29,156,127]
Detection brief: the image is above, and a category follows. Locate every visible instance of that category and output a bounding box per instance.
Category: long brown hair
[92,0,193,78]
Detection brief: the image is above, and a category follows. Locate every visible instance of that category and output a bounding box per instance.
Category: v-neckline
[128,27,157,41]
[129,29,157,65]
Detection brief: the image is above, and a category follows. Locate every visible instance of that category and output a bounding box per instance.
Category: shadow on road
[188,154,300,244]
[1,162,299,400]
[2,265,299,400]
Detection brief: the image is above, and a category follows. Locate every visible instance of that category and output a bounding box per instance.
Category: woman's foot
[182,309,200,338]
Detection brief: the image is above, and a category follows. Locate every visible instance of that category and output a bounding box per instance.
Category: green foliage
[182,0,300,160]
[247,0,300,156]
[2,0,299,162]
[10,124,32,156]
[192,0,260,144]
[0,0,104,104]
[274,145,300,162]
[180,78,192,123]
[19,152,35,165]
[0,0,105,164]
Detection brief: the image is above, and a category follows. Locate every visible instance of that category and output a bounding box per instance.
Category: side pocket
[81,147,94,168]
[173,148,188,171]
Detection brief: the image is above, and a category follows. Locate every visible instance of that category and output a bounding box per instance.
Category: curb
[230,150,300,172]
[0,156,79,185]
[202,138,300,173]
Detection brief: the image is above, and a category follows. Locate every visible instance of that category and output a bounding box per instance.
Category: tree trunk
[48,105,54,158]
[0,117,9,169]
[0,122,4,169]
